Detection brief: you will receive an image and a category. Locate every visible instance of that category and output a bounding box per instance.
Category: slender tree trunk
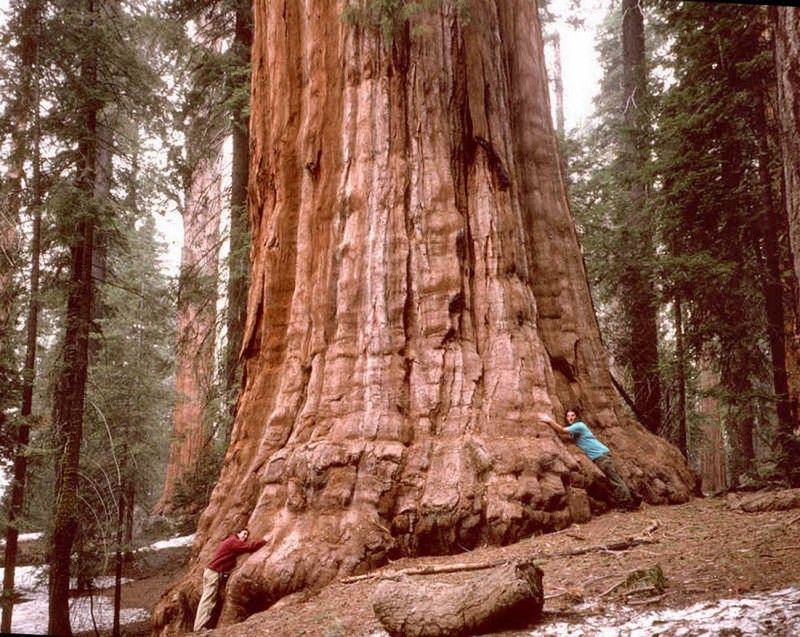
[753,104,792,458]
[153,2,694,632]
[0,0,42,416]
[223,0,253,438]
[619,0,661,434]
[673,295,687,457]
[1,0,41,631]
[773,6,800,486]
[720,335,756,488]
[48,171,96,637]
[2,104,41,637]
[112,448,126,637]
[124,480,135,561]
[48,3,99,632]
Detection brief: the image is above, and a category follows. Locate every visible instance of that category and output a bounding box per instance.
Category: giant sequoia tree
[154,2,694,632]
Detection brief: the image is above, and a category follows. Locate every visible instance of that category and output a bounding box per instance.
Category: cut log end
[371,557,544,637]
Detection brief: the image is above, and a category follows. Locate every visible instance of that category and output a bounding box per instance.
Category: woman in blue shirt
[543,408,641,510]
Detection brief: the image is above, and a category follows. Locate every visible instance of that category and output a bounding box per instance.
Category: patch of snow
[0,534,194,634]
[532,587,800,636]
[146,533,194,551]
[0,531,44,546]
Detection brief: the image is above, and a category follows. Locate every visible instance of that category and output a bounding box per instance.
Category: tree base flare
[371,558,544,637]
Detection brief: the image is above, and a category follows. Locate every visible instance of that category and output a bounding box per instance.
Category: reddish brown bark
[153,2,694,633]
[154,151,222,514]
[774,6,800,484]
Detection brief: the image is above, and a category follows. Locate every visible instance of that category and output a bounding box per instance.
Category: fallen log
[551,535,657,557]
[727,488,800,512]
[371,557,544,637]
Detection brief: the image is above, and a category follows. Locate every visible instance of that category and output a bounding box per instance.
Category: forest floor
[99,491,800,636]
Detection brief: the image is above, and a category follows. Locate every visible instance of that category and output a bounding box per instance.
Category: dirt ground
[108,492,800,636]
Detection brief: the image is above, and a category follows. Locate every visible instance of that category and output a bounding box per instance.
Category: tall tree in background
[156,0,257,512]
[0,0,41,430]
[154,1,694,632]
[222,0,253,434]
[773,5,800,485]
[653,2,787,488]
[564,3,663,436]
[616,0,661,434]
[42,0,173,629]
[47,0,104,628]
[155,16,224,515]
[0,1,43,631]
[538,1,566,139]
[78,206,175,628]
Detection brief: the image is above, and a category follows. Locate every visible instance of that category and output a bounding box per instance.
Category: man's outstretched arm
[538,414,571,441]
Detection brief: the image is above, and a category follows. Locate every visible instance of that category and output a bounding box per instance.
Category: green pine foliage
[0,0,181,586]
[75,214,174,578]
[341,0,470,49]
[652,2,786,485]
[567,1,791,488]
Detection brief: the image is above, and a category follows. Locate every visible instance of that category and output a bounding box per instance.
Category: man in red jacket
[193,528,267,632]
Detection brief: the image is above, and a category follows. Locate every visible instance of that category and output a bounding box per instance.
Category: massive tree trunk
[153,1,694,633]
[773,6,800,485]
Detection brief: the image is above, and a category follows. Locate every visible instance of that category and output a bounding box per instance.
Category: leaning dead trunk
[154,2,694,633]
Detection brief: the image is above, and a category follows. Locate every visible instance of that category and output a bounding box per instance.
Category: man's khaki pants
[594,453,634,506]
[194,568,220,632]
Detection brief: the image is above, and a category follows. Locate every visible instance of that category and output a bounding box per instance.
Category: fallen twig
[340,558,512,583]
[549,535,658,558]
